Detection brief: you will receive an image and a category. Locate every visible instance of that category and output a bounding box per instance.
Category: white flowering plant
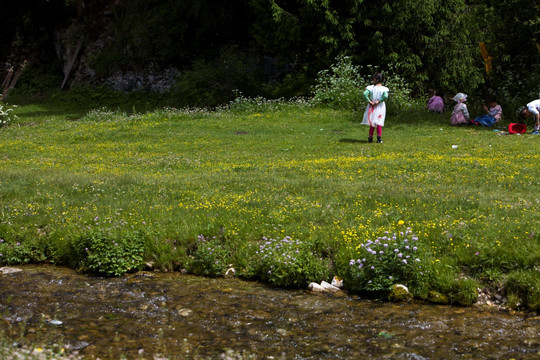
[346,228,423,294]
[0,102,17,127]
[248,236,330,288]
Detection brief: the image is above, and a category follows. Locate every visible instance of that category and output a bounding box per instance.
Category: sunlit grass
[1,100,539,308]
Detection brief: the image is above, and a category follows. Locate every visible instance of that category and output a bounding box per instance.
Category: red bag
[508,123,527,134]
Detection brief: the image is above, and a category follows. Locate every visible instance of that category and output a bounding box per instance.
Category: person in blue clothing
[472,96,502,127]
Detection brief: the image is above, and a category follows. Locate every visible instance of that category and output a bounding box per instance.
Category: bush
[505,269,540,311]
[186,234,230,277]
[0,238,45,265]
[311,55,367,111]
[170,46,263,108]
[246,236,330,288]
[343,228,423,295]
[420,261,479,306]
[71,230,146,277]
[310,56,420,113]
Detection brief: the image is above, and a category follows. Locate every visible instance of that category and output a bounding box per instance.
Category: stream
[1,265,539,359]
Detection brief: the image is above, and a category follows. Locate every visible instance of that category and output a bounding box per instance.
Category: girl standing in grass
[362,73,389,143]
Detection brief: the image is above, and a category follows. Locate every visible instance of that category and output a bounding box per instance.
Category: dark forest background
[1,0,539,108]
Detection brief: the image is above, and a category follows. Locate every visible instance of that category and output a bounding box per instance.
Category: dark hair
[486,95,497,104]
[520,107,529,119]
[435,90,444,98]
[373,73,384,84]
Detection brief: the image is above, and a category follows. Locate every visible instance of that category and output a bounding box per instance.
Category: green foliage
[3,0,540,106]
[226,91,312,114]
[170,46,264,108]
[145,237,187,272]
[311,56,367,110]
[343,228,422,295]
[311,56,419,114]
[0,239,31,265]
[419,261,479,306]
[8,63,63,98]
[505,269,540,311]
[475,0,540,109]
[0,238,47,265]
[186,235,229,277]
[246,236,331,288]
[72,230,145,277]
[266,0,485,92]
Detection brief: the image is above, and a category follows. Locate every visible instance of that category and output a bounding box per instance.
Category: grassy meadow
[0,98,539,309]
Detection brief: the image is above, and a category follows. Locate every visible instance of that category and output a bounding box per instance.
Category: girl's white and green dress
[362,84,389,127]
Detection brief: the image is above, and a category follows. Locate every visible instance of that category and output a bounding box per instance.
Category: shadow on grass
[339,138,366,143]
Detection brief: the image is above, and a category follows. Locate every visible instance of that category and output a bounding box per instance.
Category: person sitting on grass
[520,99,540,134]
[450,93,470,125]
[472,95,502,127]
[427,90,445,113]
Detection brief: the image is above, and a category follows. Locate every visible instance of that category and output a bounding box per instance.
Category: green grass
[1,99,539,309]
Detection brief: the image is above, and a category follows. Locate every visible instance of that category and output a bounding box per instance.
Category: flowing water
[1,265,539,359]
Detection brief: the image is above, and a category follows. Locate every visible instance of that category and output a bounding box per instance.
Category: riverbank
[0,99,539,310]
[2,265,540,359]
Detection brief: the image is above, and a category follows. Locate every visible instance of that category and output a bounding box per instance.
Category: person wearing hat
[450,92,470,125]
[520,99,540,134]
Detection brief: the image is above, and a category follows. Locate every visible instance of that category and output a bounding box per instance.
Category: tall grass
[0,98,539,309]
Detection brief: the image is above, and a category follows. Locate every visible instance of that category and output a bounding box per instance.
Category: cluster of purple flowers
[197,234,219,254]
[256,236,302,267]
[348,228,421,290]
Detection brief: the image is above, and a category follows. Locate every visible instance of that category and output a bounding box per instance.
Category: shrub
[72,230,145,277]
[0,239,31,265]
[170,46,263,108]
[226,91,312,114]
[186,234,229,277]
[310,56,420,113]
[505,269,540,311]
[343,228,423,295]
[311,55,367,111]
[247,236,330,288]
[0,238,48,265]
[419,260,479,306]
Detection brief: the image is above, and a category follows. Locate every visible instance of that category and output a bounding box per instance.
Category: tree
[258,0,485,93]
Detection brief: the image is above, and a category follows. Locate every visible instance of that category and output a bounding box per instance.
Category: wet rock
[320,281,341,293]
[47,319,63,326]
[428,291,449,304]
[246,309,271,320]
[308,282,325,293]
[308,281,345,295]
[389,284,412,302]
[177,308,192,317]
[308,281,341,294]
[0,267,23,274]
[66,341,90,350]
